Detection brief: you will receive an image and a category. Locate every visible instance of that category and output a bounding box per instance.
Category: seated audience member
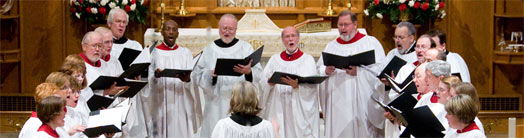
[444,95,486,138]
[211,81,276,138]
[36,96,69,138]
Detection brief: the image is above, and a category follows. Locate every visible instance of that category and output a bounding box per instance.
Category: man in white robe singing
[317,10,386,138]
[194,14,263,138]
[258,26,319,138]
[145,20,202,138]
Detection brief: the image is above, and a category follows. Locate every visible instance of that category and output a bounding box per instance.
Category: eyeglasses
[337,22,355,28]
[393,35,410,40]
[85,43,103,49]
[219,26,236,32]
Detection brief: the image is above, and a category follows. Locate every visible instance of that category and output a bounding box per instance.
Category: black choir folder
[379,56,407,79]
[156,51,203,78]
[322,50,375,69]
[83,106,129,137]
[88,79,146,111]
[215,46,264,76]
[372,93,417,126]
[268,72,328,85]
[119,63,151,79]
[87,95,114,111]
[402,105,445,137]
[119,48,142,70]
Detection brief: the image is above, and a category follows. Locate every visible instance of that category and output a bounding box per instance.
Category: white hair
[219,14,237,26]
[81,31,101,44]
[107,8,128,25]
[426,60,451,77]
[94,26,111,34]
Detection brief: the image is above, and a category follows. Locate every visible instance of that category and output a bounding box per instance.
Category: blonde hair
[441,76,461,90]
[452,82,480,110]
[59,63,87,89]
[34,83,59,103]
[229,81,261,116]
[445,94,478,124]
[63,54,85,68]
[45,72,73,89]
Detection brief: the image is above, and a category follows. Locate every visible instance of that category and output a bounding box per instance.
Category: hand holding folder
[268,72,328,85]
[214,46,264,76]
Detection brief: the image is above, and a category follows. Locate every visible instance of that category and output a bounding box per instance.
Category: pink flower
[399,3,407,11]
[421,2,429,10]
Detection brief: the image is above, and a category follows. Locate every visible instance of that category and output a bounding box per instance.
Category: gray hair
[397,22,416,36]
[81,31,101,45]
[94,26,111,35]
[281,26,300,37]
[338,10,357,23]
[107,8,128,25]
[426,60,451,77]
[219,14,238,25]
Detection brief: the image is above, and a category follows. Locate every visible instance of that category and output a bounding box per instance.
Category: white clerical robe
[317,33,386,138]
[64,106,88,138]
[258,50,319,138]
[144,43,202,138]
[384,46,417,67]
[19,112,41,138]
[444,122,486,138]
[446,52,471,82]
[211,117,275,138]
[194,39,263,138]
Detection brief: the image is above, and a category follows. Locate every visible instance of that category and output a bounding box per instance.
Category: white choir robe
[211,118,275,138]
[75,87,92,124]
[444,122,486,138]
[64,106,88,138]
[317,33,387,138]
[384,48,417,68]
[446,52,471,82]
[110,38,149,138]
[194,39,263,138]
[258,50,319,138]
[34,128,70,138]
[144,43,202,138]
[19,112,41,138]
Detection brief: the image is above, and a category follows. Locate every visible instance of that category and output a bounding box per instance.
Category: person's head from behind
[37,96,66,129]
[229,81,261,117]
[218,14,238,44]
[437,76,461,104]
[59,63,87,89]
[394,22,416,53]
[45,72,73,100]
[94,27,114,57]
[337,10,358,41]
[281,26,300,53]
[161,20,180,47]
[63,54,85,67]
[425,60,451,91]
[424,48,446,62]
[445,94,478,130]
[34,83,60,104]
[451,82,480,110]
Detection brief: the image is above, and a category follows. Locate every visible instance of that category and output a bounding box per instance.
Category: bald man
[144,20,202,138]
[258,26,319,138]
[194,14,264,137]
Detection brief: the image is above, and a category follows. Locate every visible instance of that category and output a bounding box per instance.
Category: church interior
[0,0,523,137]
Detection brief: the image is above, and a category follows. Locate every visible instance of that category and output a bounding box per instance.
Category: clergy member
[258,26,319,138]
[145,20,202,138]
[428,30,471,82]
[194,14,264,137]
[316,10,386,137]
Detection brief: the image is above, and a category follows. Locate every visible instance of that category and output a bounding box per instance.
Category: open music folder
[214,46,264,76]
[267,72,328,85]
[322,50,375,69]
[155,51,202,78]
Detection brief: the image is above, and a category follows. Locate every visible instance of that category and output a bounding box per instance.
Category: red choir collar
[31,111,37,118]
[101,54,110,62]
[336,31,365,44]
[413,61,421,66]
[280,48,304,61]
[417,93,422,100]
[37,124,59,138]
[78,53,101,67]
[430,92,439,103]
[457,122,480,133]
[157,42,179,51]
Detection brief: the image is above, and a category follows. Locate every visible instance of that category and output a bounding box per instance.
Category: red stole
[37,124,59,138]
[101,54,110,62]
[430,92,439,103]
[31,111,37,118]
[280,49,304,61]
[79,53,101,67]
[457,122,480,133]
[413,61,421,66]
[156,43,179,51]
[336,31,365,44]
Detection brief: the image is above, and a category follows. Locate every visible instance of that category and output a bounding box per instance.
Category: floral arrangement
[69,0,149,24]
[364,0,446,24]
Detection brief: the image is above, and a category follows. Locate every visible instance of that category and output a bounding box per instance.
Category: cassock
[64,106,88,138]
[111,37,148,138]
[194,38,263,138]
[444,122,486,138]
[19,112,41,138]
[316,32,386,137]
[211,117,275,138]
[258,49,319,138]
[144,43,202,138]
[446,51,471,82]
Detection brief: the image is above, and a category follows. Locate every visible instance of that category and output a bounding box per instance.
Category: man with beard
[194,14,263,138]
[386,22,417,64]
[144,20,202,138]
[316,10,386,137]
[428,30,470,82]
[258,26,319,138]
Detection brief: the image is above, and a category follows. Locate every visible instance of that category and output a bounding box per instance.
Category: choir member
[258,26,319,138]
[447,82,485,133]
[63,78,88,137]
[428,30,471,82]
[444,95,486,138]
[316,10,386,137]
[35,96,69,138]
[194,14,264,137]
[386,22,417,65]
[424,48,447,63]
[437,76,462,105]
[19,83,66,138]
[211,81,275,138]
[145,20,202,138]
[94,27,124,76]
[59,58,90,121]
